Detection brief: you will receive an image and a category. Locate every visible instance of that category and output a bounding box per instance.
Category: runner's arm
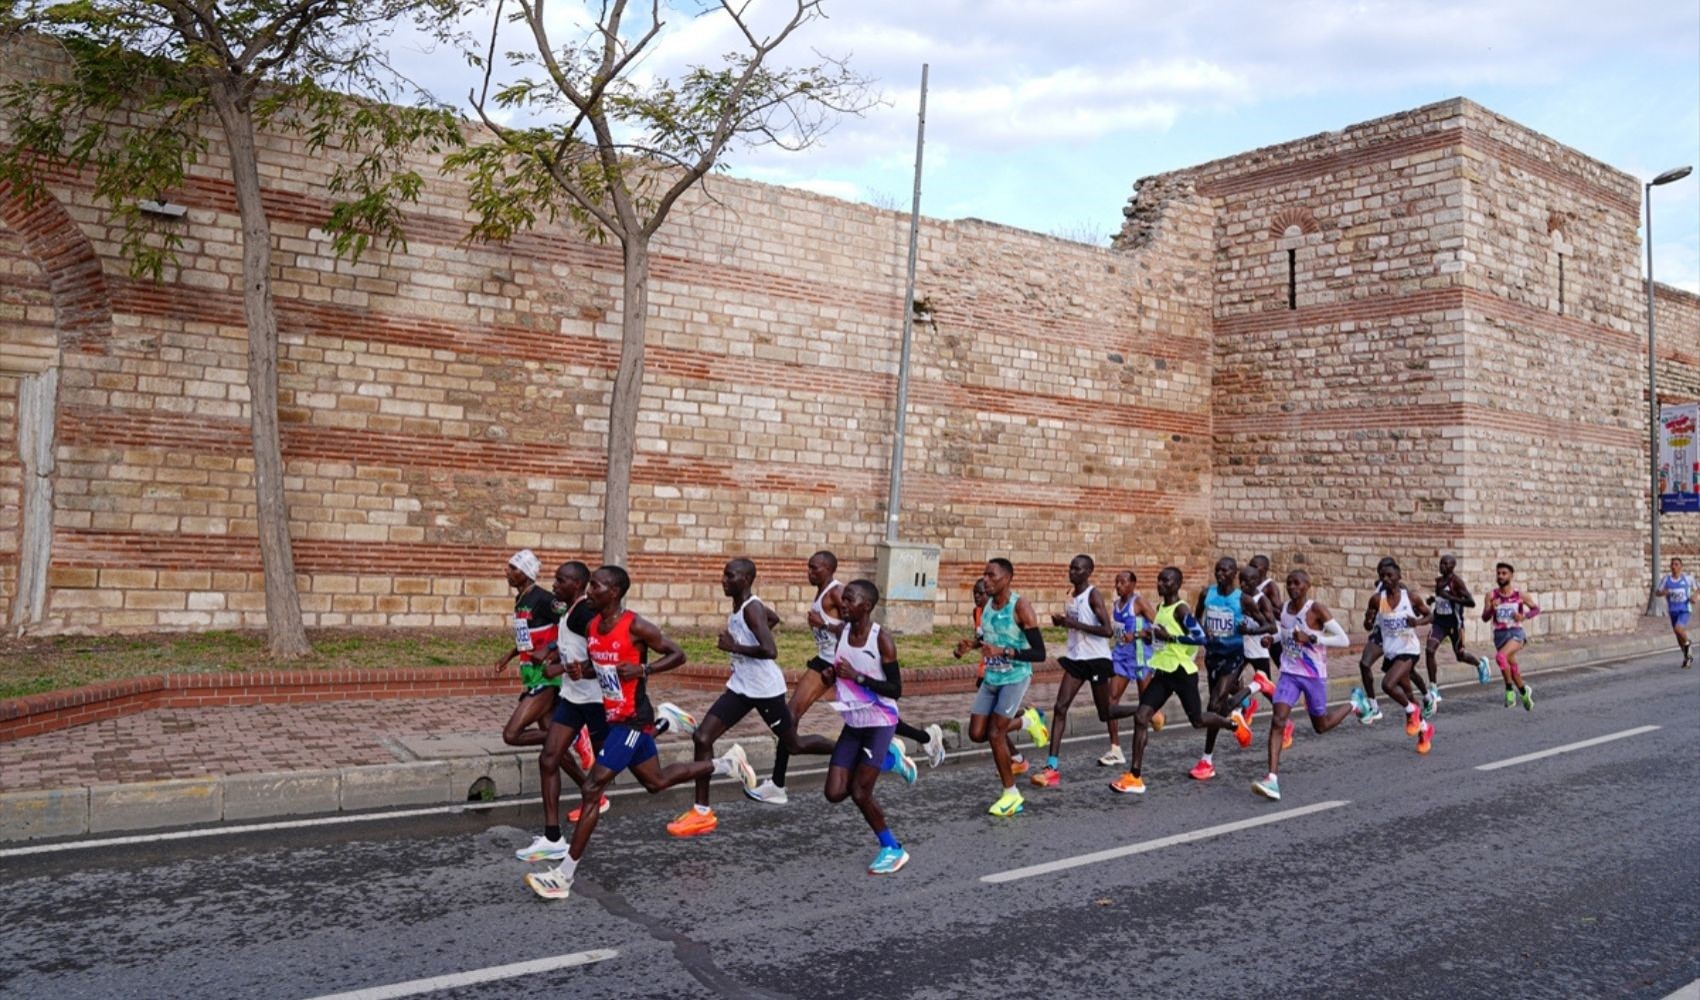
[1408,591,1433,628]
[1133,594,1158,621]
[1172,608,1207,646]
[1241,593,1275,635]
[1007,597,1047,662]
[1082,587,1115,638]
[1519,594,1541,620]
[1362,593,1380,630]
[625,616,686,678]
[1309,603,1350,647]
[719,601,779,660]
[1450,578,1476,608]
[859,630,903,698]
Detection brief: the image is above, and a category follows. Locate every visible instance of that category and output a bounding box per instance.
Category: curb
[0,633,1679,844]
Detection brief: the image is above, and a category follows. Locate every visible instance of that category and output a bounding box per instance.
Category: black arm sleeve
[861,661,902,699]
[1012,626,1046,663]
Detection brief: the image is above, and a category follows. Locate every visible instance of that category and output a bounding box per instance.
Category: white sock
[1405,702,1418,715]
[1003,783,1016,794]
[1011,753,1025,764]
[1265,772,1277,782]
[558,855,579,878]
[1201,753,1213,764]
[694,803,711,815]
[712,757,732,777]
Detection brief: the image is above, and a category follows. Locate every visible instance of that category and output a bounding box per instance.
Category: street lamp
[1646,163,1693,615]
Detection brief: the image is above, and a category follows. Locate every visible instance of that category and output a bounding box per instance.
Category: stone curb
[0,632,1678,844]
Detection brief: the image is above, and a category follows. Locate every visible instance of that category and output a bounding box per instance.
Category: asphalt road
[2,652,1697,1000]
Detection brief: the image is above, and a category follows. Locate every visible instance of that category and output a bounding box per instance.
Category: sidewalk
[0,619,1677,841]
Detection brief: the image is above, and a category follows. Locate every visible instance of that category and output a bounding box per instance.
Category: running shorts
[807,655,837,680]
[1358,630,1384,669]
[551,698,610,747]
[706,689,792,734]
[1274,673,1328,717]
[1204,643,1245,684]
[1059,656,1113,684]
[1672,610,1692,629]
[1429,615,1464,651]
[1112,655,1152,683]
[971,676,1030,719]
[597,725,658,773]
[830,723,896,772]
[1493,627,1528,650]
[1138,668,1203,724]
[1380,652,1419,672]
[519,684,559,702]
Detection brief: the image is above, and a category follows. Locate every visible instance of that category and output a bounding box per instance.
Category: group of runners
[488,545,1689,902]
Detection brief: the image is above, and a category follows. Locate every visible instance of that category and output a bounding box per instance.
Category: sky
[401,0,1700,291]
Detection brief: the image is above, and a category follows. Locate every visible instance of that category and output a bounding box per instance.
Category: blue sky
[414,0,1700,290]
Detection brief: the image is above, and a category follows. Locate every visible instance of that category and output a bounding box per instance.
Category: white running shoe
[655,702,697,737]
[514,835,569,862]
[525,866,574,900]
[923,724,947,768]
[745,779,789,804]
[1097,745,1126,767]
[721,743,758,792]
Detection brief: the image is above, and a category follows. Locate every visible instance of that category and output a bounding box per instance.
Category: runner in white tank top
[1038,555,1119,787]
[823,579,911,875]
[1363,560,1435,754]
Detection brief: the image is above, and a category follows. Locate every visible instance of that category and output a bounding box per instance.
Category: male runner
[822,580,911,874]
[670,558,833,836]
[1354,560,1435,754]
[1250,570,1356,800]
[1103,570,1160,766]
[1425,554,1493,691]
[1353,557,1430,724]
[494,549,561,748]
[956,577,1038,774]
[1657,557,1694,668]
[1240,564,1288,749]
[524,565,755,900]
[967,558,1049,817]
[1189,556,1274,781]
[1104,566,1250,795]
[1484,562,1540,709]
[1032,555,1117,788]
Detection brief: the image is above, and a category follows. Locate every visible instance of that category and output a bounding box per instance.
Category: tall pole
[1646,181,1662,615]
[885,63,927,543]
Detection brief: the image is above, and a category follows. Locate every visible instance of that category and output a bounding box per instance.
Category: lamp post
[1646,164,1693,615]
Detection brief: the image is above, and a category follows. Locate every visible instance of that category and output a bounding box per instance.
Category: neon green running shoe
[988,788,1025,817]
[1503,687,1516,708]
[1520,685,1534,711]
[1021,707,1050,749]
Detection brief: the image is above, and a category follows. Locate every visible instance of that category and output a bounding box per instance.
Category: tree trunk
[208,77,311,659]
[601,238,650,568]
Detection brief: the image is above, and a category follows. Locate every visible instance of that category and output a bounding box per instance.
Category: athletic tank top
[726,596,787,699]
[832,622,900,729]
[558,596,602,705]
[588,611,651,725]
[1489,590,1523,632]
[811,580,844,659]
[1066,585,1112,660]
[1432,577,1457,618]
[1378,587,1420,657]
[1203,586,1243,646]
[980,592,1032,687]
[1664,575,1694,613]
[1111,595,1149,671]
[1279,599,1327,679]
[1149,601,1198,675]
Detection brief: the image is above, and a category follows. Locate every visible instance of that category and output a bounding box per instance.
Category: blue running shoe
[1476,656,1492,684]
[869,846,910,874]
[884,739,918,785]
[1251,774,1281,801]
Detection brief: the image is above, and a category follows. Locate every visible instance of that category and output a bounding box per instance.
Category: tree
[0,1,464,657]
[449,0,872,567]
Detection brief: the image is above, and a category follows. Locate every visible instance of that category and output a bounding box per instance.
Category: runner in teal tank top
[966,558,1049,818]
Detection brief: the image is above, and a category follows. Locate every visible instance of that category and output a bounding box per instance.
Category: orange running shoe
[1404,707,1421,737]
[1030,766,1061,788]
[1281,720,1295,751]
[572,728,595,772]
[1230,709,1253,749]
[1251,672,1277,698]
[1109,772,1146,794]
[1150,711,1166,732]
[666,808,717,838]
[1243,698,1260,724]
[1010,756,1030,776]
[568,795,610,823]
[1188,758,1216,781]
[1416,721,1433,755]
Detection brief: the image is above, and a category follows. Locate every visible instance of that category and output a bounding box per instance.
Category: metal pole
[1646,182,1662,614]
[885,63,927,544]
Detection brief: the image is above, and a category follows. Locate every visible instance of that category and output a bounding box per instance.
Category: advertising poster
[1660,403,1700,512]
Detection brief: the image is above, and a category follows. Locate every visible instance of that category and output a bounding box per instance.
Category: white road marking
[301,949,617,1000]
[1662,978,1700,1000]
[1474,725,1662,771]
[980,800,1349,884]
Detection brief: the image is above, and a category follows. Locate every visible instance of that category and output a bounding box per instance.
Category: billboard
[1661,403,1700,512]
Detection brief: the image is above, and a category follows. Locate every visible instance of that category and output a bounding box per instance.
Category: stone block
[89,778,222,833]
[223,769,341,822]
[338,761,451,811]
[0,786,89,842]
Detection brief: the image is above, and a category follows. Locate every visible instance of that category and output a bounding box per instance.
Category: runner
[494,549,561,749]
[524,566,756,900]
[670,558,835,836]
[1425,554,1493,693]
[1102,570,1160,767]
[966,558,1050,817]
[1352,557,1429,724]
[1354,560,1435,754]
[1104,566,1250,795]
[1189,556,1274,781]
[1250,570,1357,800]
[955,577,1034,775]
[515,560,609,864]
[1657,557,1695,669]
[822,579,911,874]
[1032,555,1117,788]
[1240,564,1288,750]
[1484,562,1540,709]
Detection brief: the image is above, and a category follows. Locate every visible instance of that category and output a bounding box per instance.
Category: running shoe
[1109,772,1146,795]
[524,866,574,900]
[666,808,718,838]
[1281,720,1294,751]
[1503,687,1516,708]
[1251,774,1281,801]
[1229,709,1253,748]
[869,846,910,875]
[1477,656,1493,684]
[1243,697,1260,724]
[514,835,569,862]
[1350,687,1373,723]
[1364,704,1384,725]
[567,795,610,823]
[1021,707,1050,748]
[1010,755,1030,776]
[1520,685,1534,711]
[572,728,595,771]
[1685,650,1694,669]
[1251,672,1277,698]
[655,702,697,737]
[1430,687,1444,705]
[1150,710,1166,732]
[923,724,947,768]
[721,743,758,792]
[988,788,1025,816]
[887,739,919,786]
[1097,745,1126,767]
[1416,720,1433,755]
[1421,689,1438,720]
[1188,758,1216,781]
[745,779,788,805]
[1030,766,1061,788]
[1404,707,1421,737]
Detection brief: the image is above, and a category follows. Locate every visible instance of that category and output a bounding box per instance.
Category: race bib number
[1495,603,1517,625]
[1433,596,1453,616]
[511,616,534,652]
[1205,609,1236,638]
[595,663,625,703]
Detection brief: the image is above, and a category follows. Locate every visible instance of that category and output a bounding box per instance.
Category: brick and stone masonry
[0,35,1694,640]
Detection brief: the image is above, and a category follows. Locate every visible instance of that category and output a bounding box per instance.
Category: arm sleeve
[1318,619,1349,648]
[861,661,902,698]
[1174,610,1207,646]
[1523,600,1541,618]
[1012,627,1046,662]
